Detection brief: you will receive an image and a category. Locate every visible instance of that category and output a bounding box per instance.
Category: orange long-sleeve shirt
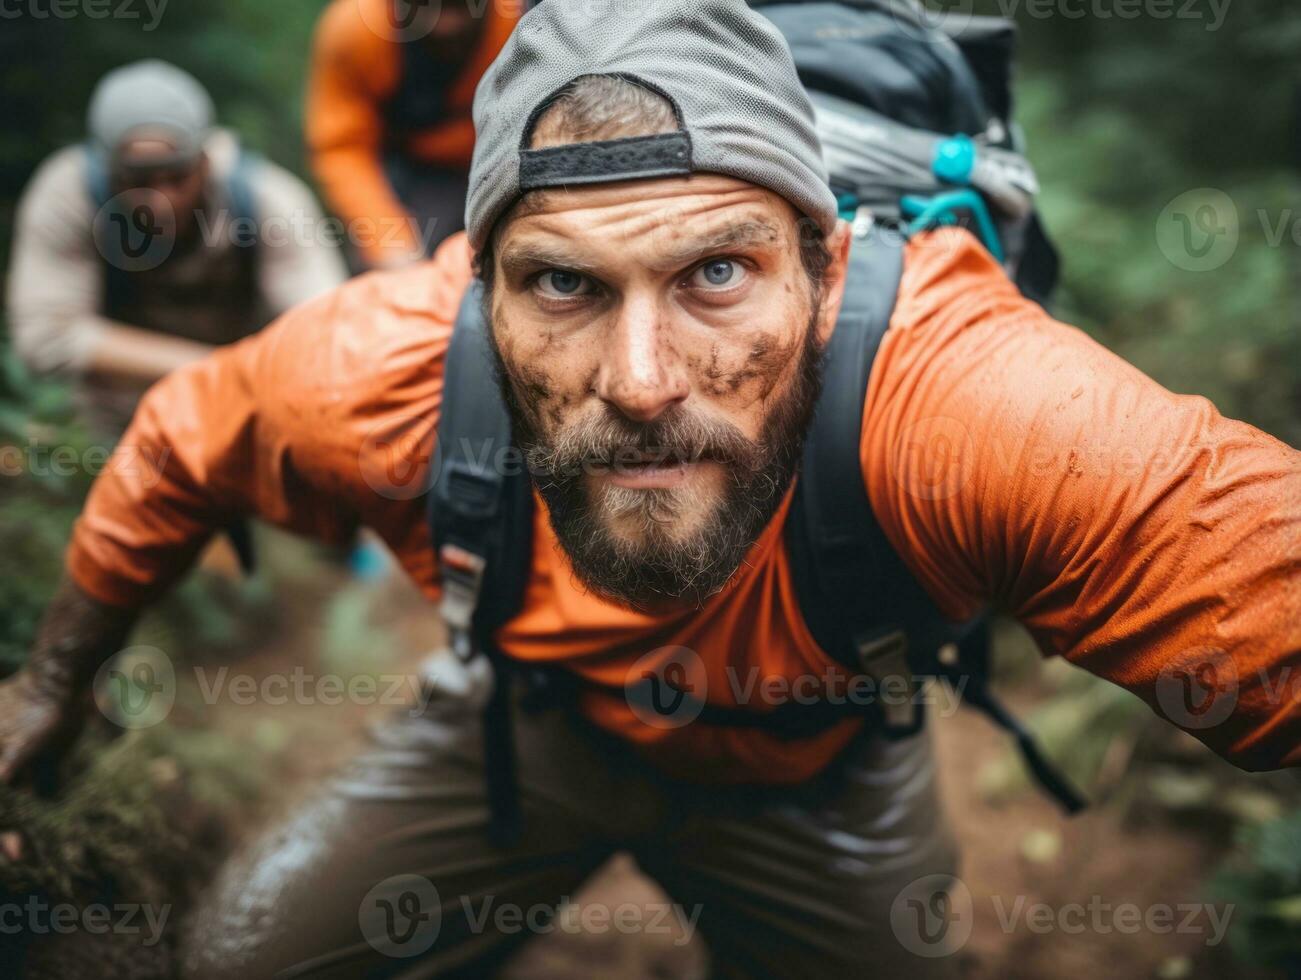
[305,0,517,264]
[67,230,1301,781]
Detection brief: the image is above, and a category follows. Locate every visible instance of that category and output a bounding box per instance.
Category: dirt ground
[185,557,1282,980]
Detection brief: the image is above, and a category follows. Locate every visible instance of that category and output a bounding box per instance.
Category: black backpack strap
[787,228,1086,813]
[226,151,261,298]
[787,229,949,686]
[84,144,132,319]
[429,282,534,844]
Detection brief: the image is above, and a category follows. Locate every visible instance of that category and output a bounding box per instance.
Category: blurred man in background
[306,0,519,269]
[6,59,346,440]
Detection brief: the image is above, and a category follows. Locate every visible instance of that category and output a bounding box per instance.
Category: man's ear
[815,219,853,347]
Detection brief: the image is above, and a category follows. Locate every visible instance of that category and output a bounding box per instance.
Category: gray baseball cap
[87,59,214,164]
[465,0,838,251]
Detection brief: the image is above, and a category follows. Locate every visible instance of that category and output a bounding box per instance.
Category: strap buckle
[438,543,486,660]
[854,628,924,738]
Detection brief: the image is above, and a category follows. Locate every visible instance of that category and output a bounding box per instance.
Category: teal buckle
[835,190,859,222]
[901,189,1005,263]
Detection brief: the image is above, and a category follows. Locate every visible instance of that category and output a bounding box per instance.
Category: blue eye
[536,270,590,298]
[690,259,743,289]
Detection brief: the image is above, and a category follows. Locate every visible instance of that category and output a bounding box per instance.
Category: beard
[488,308,825,611]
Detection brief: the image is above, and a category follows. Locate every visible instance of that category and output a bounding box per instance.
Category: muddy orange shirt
[305,0,517,263]
[67,230,1301,781]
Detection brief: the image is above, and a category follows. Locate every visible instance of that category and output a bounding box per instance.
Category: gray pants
[183,687,959,979]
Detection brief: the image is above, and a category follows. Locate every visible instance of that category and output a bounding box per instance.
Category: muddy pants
[183,687,959,979]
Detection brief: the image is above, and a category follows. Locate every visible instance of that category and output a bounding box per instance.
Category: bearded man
[1,2,1296,977]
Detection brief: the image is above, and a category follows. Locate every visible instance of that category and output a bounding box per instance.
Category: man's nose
[594,297,689,423]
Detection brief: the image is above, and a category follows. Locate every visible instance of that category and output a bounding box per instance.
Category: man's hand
[0,576,137,795]
[0,670,80,787]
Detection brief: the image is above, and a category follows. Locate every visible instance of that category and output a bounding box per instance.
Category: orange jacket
[68,230,1301,781]
[305,0,517,263]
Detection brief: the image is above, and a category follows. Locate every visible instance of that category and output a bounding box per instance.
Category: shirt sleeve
[66,233,477,608]
[249,159,349,315]
[305,0,421,265]
[863,229,1301,770]
[5,148,112,376]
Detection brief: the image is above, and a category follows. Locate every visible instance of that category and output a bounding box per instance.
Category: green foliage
[1002,0,1301,446]
[977,648,1152,803]
[0,722,276,908]
[0,1,327,277]
[0,343,90,676]
[1207,809,1301,972]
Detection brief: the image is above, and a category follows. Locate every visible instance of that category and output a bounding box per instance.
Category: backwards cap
[465,0,837,250]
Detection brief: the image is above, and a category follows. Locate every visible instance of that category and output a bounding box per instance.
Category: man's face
[113,136,207,239]
[488,174,850,609]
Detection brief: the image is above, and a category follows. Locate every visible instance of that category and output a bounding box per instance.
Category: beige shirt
[6,130,347,431]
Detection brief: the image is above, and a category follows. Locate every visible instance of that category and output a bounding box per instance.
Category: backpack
[429,0,1082,845]
[755,0,1060,306]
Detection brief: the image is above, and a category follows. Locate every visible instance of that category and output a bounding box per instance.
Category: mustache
[526,406,765,478]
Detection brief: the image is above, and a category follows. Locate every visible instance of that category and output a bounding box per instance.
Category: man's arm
[864,229,1300,770]
[305,0,423,268]
[1,234,475,787]
[66,241,471,608]
[249,159,349,317]
[6,147,213,384]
